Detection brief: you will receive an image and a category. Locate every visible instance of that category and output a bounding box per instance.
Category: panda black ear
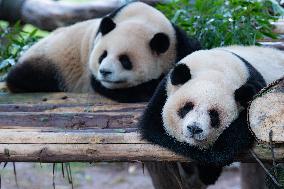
[234,84,258,108]
[170,63,191,85]
[150,33,170,54]
[99,17,116,35]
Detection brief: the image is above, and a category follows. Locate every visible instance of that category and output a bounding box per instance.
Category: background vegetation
[0,22,47,81]
[0,0,283,81]
[157,0,283,49]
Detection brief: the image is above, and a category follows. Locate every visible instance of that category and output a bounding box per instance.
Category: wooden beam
[0,92,283,162]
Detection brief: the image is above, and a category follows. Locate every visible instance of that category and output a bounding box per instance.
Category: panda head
[88,16,174,89]
[139,49,257,167]
[162,63,239,148]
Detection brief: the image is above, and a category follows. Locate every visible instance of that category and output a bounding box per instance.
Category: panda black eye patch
[209,109,220,128]
[99,51,107,64]
[119,55,133,70]
[178,102,194,118]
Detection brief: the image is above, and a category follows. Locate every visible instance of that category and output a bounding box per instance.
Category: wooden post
[241,163,270,189]
[146,162,206,189]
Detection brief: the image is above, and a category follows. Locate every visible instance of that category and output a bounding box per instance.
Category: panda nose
[100,69,112,77]
[187,125,203,135]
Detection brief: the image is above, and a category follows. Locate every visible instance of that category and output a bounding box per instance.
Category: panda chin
[100,80,126,88]
[99,79,129,89]
[184,137,212,149]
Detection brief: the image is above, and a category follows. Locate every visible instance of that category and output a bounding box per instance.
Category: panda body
[139,45,284,166]
[6,2,200,102]
[163,46,284,148]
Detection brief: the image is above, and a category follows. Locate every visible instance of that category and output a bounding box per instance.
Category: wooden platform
[0,92,282,163]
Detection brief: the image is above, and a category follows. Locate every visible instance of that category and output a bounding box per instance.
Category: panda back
[222,46,284,84]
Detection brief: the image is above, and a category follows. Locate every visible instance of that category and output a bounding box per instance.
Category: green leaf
[157,0,282,48]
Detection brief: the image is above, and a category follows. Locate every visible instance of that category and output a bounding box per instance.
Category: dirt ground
[0,163,240,189]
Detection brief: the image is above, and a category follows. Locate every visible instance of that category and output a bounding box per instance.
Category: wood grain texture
[249,77,284,143]
[0,92,283,162]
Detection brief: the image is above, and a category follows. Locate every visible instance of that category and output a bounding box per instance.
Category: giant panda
[6,2,200,102]
[139,45,284,185]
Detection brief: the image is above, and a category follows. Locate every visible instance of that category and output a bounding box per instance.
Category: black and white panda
[139,45,284,184]
[6,2,200,102]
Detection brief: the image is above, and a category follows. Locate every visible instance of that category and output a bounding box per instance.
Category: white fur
[88,2,176,89]
[163,46,284,148]
[18,2,177,92]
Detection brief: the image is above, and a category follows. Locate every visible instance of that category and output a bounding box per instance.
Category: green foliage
[157,0,282,49]
[0,22,42,81]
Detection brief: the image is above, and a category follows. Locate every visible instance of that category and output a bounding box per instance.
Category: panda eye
[119,54,133,70]
[209,109,220,128]
[99,51,107,64]
[178,102,194,118]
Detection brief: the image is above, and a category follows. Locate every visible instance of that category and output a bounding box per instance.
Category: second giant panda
[6,2,200,102]
[139,45,284,184]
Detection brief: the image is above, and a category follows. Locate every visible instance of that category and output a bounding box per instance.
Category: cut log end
[249,78,284,143]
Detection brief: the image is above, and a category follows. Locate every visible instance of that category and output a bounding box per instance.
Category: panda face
[88,19,172,89]
[162,71,239,148]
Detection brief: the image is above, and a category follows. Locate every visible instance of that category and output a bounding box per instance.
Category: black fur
[150,33,170,54]
[196,164,223,185]
[108,4,127,19]
[172,24,201,62]
[232,53,267,107]
[181,163,223,185]
[98,51,107,64]
[138,77,255,184]
[91,74,165,103]
[209,109,220,128]
[99,17,116,35]
[119,55,133,70]
[170,63,191,85]
[178,102,194,118]
[6,58,64,93]
[95,4,127,36]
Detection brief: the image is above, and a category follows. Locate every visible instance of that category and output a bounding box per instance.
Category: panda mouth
[186,134,205,141]
[192,136,205,141]
[100,79,126,84]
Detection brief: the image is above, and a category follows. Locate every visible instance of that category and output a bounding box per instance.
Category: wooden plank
[0,143,186,162]
[0,129,281,162]
[0,91,282,162]
[0,112,141,129]
[0,92,115,104]
[0,130,144,144]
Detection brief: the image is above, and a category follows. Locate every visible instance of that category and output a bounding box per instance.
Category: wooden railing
[0,92,282,163]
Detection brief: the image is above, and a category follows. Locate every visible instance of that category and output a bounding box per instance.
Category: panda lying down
[139,45,284,184]
[6,2,200,103]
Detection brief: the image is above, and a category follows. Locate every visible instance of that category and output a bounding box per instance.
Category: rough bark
[249,77,284,143]
[0,0,166,31]
[0,92,282,162]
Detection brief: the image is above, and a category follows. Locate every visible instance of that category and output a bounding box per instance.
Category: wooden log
[0,0,166,31]
[272,19,284,34]
[241,163,270,189]
[249,77,284,143]
[0,92,283,162]
[259,41,284,51]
